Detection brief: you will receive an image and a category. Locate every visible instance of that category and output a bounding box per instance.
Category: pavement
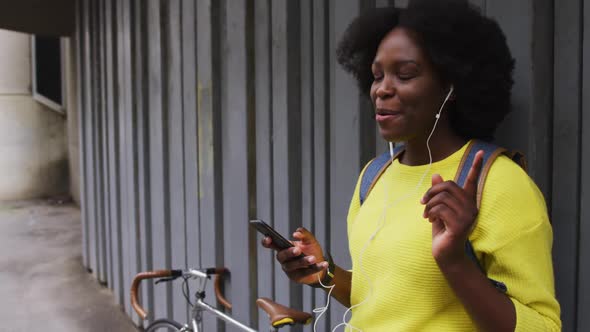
[0,199,138,332]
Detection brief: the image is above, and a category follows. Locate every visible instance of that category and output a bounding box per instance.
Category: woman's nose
[375,77,395,100]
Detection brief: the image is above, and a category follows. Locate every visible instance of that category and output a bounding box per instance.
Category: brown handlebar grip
[130,270,173,320]
[213,268,232,310]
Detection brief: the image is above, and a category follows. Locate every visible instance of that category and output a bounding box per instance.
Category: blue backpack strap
[505,150,527,172]
[359,145,405,204]
[455,140,510,293]
[454,140,507,209]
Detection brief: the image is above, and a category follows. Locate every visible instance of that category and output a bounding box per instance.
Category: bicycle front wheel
[145,318,186,332]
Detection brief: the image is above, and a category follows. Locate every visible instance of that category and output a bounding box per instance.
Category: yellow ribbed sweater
[345,142,561,331]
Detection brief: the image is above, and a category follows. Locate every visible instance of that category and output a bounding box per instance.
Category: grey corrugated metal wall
[75,0,589,331]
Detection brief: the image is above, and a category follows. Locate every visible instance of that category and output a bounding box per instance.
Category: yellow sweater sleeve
[476,156,561,331]
[487,222,561,331]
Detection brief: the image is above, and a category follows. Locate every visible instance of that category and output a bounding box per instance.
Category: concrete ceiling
[0,0,75,37]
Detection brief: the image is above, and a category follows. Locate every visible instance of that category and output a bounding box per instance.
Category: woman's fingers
[293,227,317,244]
[426,203,455,225]
[261,236,283,251]
[463,150,484,198]
[276,250,329,282]
[262,226,327,284]
[275,246,302,263]
[281,255,318,272]
[421,178,465,205]
[421,172,479,232]
[289,263,328,281]
[423,190,462,218]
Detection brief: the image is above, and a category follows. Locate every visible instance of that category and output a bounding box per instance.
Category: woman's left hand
[421,150,484,267]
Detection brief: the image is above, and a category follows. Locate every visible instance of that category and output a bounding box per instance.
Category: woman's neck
[399,127,467,166]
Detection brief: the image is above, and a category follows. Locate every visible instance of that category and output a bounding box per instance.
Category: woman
[263,0,561,330]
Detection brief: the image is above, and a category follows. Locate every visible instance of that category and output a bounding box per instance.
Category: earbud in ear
[435,85,455,120]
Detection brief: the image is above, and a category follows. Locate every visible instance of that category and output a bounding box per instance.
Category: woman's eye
[397,67,418,81]
[373,73,383,81]
[396,70,416,80]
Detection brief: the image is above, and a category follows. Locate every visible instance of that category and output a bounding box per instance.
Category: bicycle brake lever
[155,276,177,284]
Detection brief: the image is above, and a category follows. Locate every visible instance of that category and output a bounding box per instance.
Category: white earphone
[435,85,454,119]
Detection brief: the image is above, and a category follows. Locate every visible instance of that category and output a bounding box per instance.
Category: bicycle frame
[168,269,272,332]
[189,297,257,332]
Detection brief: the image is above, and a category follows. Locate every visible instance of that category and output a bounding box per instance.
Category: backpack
[358,140,527,293]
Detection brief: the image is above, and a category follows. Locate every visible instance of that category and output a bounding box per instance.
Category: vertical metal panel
[553,0,583,330]
[221,0,254,325]
[117,0,137,316]
[312,0,331,329]
[106,0,124,305]
[115,0,130,310]
[299,0,315,321]
[246,2,259,324]
[76,0,89,270]
[104,0,114,291]
[99,0,111,286]
[162,0,188,323]
[88,0,99,279]
[115,0,128,310]
[196,0,223,329]
[180,0,200,280]
[179,0,202,321]
[96,0,108,283]
[329,0,361,325]
[89,0,98,278]
[578,1,590,329]
[133,0,154,322]
[147,0,171,319]
[270,0,291,310]
[254,0,274,329]
[527,0,554,199]
[91,0,100,279]
[81,0,96,273]
[271,0,304,318]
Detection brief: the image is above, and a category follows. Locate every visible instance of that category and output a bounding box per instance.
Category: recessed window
[31,35,66,113]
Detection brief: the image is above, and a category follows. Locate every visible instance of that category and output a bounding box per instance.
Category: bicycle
[131,267,313,331]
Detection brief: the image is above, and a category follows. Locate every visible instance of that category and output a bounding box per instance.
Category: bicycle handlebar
[130,268,232,320]
[130,269,180,319]
[211,267,232,310]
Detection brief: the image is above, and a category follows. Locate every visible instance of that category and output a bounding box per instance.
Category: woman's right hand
[261,227,329,285]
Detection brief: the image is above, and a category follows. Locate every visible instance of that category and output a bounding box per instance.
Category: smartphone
[249,219,294,250]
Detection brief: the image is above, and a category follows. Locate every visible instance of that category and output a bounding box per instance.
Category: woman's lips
[375,111,402,123]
